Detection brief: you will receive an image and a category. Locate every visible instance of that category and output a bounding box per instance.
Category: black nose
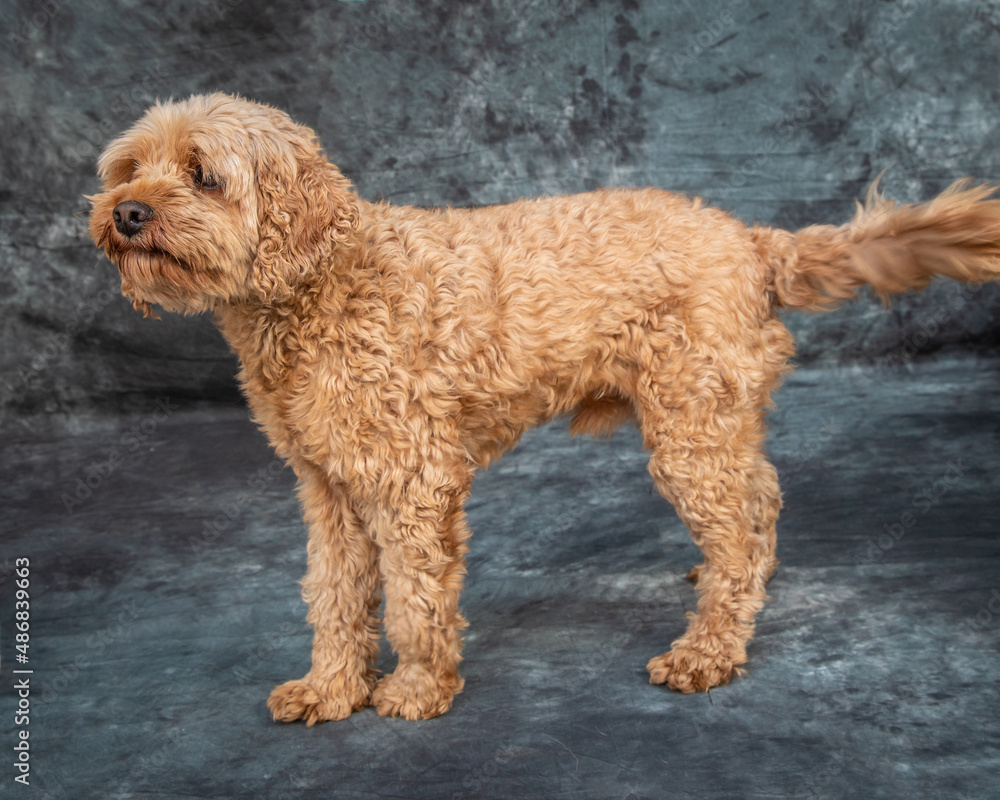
[112,200,154,237]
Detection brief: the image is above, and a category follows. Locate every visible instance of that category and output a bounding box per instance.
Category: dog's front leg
[368,463,473,720]
[268,471,381,725]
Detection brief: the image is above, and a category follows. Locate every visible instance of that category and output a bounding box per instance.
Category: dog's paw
[372,663,463,720]
[267,674,372,725]
[646,646,744,694]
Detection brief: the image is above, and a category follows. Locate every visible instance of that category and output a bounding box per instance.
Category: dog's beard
[118,246,190,282]
[110,244,212,317]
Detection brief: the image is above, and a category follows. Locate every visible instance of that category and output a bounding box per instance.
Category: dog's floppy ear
[251,112,359,302]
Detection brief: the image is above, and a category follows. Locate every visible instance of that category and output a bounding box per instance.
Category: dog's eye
[193,164,220,190]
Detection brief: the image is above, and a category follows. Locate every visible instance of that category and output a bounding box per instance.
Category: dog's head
[88,93,358,316]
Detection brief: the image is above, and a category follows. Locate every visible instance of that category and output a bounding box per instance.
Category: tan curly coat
[89,93,1000,722]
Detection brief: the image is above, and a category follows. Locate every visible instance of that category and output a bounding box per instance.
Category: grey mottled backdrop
[2,4,1000,799]
[1,0,999,422]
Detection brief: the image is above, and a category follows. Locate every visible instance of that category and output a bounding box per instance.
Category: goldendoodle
[89,93,1000,722]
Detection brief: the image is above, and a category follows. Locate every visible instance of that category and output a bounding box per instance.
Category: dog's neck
[214,293,323,392]
[212,237,370,393]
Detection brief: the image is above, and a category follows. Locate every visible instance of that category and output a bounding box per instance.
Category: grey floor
[2,357,998,799]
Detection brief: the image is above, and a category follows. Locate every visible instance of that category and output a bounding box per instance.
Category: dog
[89,92,1000,723]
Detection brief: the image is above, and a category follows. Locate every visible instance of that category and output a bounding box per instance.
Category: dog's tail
[757,180,1000,311]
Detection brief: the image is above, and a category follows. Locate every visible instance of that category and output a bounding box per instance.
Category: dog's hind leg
[268,470,381,724]
[638,376,781,693]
